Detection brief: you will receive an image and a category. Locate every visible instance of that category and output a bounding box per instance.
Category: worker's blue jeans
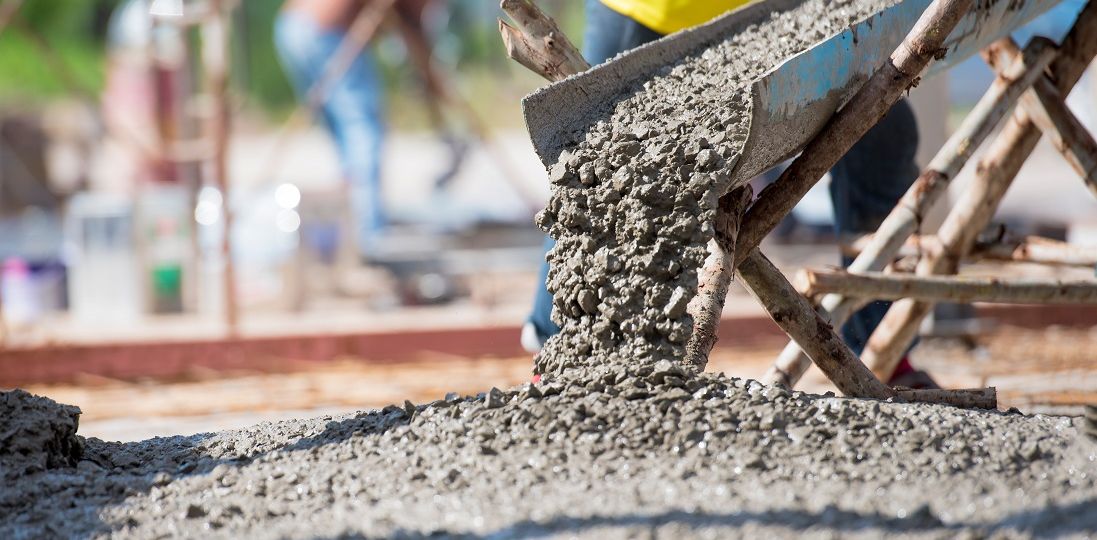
[528,0,920,358]
[274,12,386,255]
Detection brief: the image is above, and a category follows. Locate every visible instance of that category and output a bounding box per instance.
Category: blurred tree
[0,0,123,103]
[235,0,295,116]
[16,0,121,40]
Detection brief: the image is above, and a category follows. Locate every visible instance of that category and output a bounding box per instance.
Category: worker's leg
[829,98,919,358]
[274,13,324,98]
[580,0,663,66]
[326,52,386,256]
[274,12,386,256]
[526,236,560,346]
[524,2,662,349]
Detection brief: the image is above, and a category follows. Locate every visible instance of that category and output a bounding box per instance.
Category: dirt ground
[20,327,1097,442]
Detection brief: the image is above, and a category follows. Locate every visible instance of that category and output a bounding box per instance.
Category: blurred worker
[275,0,429,258]
[523,0,933,388]
[104,0,194,190]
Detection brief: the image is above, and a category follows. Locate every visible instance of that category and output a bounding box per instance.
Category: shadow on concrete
[321,497,1097,539]
[6,397,1092,538]
[2,405,415,538]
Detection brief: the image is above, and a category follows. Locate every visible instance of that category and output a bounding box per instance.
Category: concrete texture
[2,378,1096,538]
[0,390,82,480]
[534,0,896,380]
[524,0,1059,184]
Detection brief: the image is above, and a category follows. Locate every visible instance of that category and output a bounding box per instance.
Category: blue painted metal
[737,0,1063,180]
[523,0,1067,188]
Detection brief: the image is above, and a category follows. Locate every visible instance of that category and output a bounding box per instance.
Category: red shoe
[887,357,940,389]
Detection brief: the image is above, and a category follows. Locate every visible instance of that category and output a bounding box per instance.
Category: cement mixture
[4,0,1097,537]
[3,374,1096,538]
[534,0,896,379]
[0,390,82,480]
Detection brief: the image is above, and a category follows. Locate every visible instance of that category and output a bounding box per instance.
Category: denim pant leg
[829,98,920,356]
[581,0,663,65]
[528,236,560,338]
[274,13,386,256]
[326,53,386,254]
[528,1,663,339]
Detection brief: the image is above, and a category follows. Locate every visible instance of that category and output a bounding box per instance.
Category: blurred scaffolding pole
[0,0,240,338]
[202,0,239,336]
[151,0,241,336]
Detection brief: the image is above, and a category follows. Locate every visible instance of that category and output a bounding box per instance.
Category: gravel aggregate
[534,0,896,379]
[4,0,1097,537]
[3,372,1096,538]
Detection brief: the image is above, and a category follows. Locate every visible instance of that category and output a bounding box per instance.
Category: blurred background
[2,0,1096,441]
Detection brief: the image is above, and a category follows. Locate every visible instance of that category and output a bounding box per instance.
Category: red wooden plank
[2,306,1093,387]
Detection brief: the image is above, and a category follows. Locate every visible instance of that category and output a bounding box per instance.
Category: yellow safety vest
[599,0,750,35]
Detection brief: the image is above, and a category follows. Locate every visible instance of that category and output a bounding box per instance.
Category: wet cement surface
[5,0,1097,537]
[0,390,82,480]
[534,0,896,380]
[2,374,1096,538]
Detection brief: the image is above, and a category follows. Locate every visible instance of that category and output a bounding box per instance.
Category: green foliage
[234,1,295,116]
[17,0,121,40]
[0,31,104,102]
[0,0,120,104]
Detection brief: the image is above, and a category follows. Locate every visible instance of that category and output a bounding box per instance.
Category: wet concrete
[0,390,82,480]
[3,376,1096,538]
[534,0,895,380]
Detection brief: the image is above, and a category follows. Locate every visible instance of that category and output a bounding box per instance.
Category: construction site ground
[20,324,1096,442]
[7,323,1097,538]
[9,239,1097,442]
